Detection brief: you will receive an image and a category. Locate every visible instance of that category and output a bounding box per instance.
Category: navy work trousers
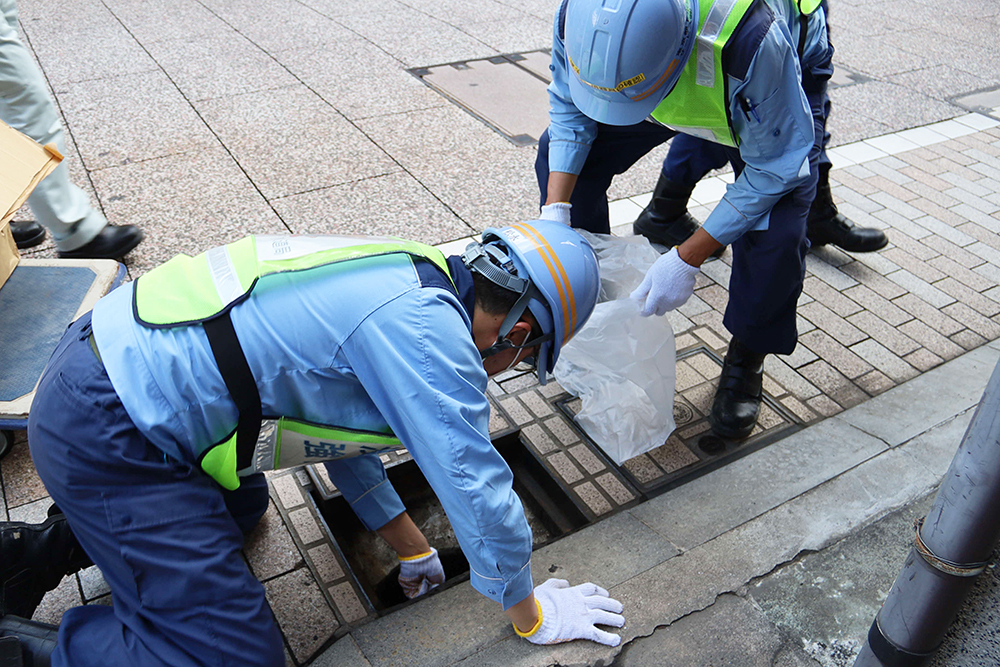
[27,313,284,667]
[535,69,830,355]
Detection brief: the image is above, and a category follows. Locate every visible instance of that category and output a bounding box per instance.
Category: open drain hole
[315,433,589,613]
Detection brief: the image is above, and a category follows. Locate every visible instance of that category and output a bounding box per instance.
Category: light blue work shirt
[92,252,534,609]
[547,2,820,246]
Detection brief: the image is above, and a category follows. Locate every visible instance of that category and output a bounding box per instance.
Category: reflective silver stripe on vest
[206,246,244,307]
[696,0,740,88]
[255,234,400,261]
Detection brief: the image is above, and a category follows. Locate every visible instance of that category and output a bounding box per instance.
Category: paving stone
[289,507,325,545]
[32,574,81,626]
[78,565,111,602]
[866,175,920,201]
[618,594,819,667]
[264,568,339,664]
[543,415,581,448]
[646,436,700,474]
[847,311,921,356]
[798,361,868,408]
[546,452,584,485]
[799,329,874,379]
[841,262,907,298]
[928,257,994,293]
[686,352,721,381]
[936,278,1000,317]
[0,433,47,509]
[802,276,863,317]
[630,417,887,550]
[614,447,941,646]
[842,285,912,327]
[521,423,557,456]
[952,329,989,351]
[838,345,1000,447]
[308,543,346,585]
[763,356,821,400]
[518,391,553,418]
[778,343,818,369]
[850,340,919,383]
[798,302,868,347]
[329,581,368,624]
[900,165,956,193]
[692,326,728,352]
[898,319,966,361]
[855,369,896,396]
[682,383,716,416]
[904,348,945,373]
[245,500,301,581]
[568,443,606,475]
[675,360,706,392]
[887,270,956,309]
[5,496,54,523]
[622,454,665,484]
[942,302,1000,339]
[805,256,859,291]
[270,473,306,510]
[310,634,373,667]
[498,397,534,426]
[807,395,842,417]
[779,395,816,422]
[883,248,947,283]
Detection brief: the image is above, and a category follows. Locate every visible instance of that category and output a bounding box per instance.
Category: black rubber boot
[633,173,725,257]
[0,514,92,619]
[708,338,766,440]
[807,164,888,253]
[0,616,57,667]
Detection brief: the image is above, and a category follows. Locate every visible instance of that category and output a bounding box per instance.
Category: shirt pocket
[735,88,810,163]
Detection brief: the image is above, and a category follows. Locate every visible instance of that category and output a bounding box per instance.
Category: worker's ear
[505,320,532,346]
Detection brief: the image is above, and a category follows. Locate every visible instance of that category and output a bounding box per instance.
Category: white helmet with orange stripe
[462,220,600,384]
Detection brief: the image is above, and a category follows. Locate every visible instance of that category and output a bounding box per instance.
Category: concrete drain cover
[559,346,801,497]
[408,51,553,146]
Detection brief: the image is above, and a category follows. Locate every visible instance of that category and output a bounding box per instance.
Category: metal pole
[854,357,1000,667]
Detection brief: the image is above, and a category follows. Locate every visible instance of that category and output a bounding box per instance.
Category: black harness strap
[203,313,261,473]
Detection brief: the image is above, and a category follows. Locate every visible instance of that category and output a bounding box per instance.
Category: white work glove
[517,578,625,647]
[398,547,445,599]
[629,247,700,317]
[539,202,572,226]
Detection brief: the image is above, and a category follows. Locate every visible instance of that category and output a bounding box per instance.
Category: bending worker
[0,222,623,666]
[536,0,840,439]
[632,1,888,254]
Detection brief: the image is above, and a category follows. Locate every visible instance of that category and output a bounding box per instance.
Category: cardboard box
[0,119,63,290]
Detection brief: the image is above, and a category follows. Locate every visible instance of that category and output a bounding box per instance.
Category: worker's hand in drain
[512,578,625,646]
[539,202,572,226]
[398,546,446,599]
[630,247,700,316]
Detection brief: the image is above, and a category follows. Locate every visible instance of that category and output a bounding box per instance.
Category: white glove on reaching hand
[517,578,625,647]
[539,202,572,226]
[398,547,445,599]
[629,247,700,317]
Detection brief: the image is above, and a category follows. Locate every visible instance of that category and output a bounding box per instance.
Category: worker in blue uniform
[632,0,888,254]
[535,0,842,440]
[0,222,624,666]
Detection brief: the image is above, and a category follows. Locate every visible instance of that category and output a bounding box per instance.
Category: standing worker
[536,0,839,439]
[0,0,142,258]
[632,1,888,254]
[0,222,624,666]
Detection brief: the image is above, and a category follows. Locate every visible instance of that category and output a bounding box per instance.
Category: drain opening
[313,432,588,613]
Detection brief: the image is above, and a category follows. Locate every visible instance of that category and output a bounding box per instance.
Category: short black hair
[472,271,520,316]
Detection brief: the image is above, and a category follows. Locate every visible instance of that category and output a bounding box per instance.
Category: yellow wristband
[513,599,544,638]
[398,550,434,562]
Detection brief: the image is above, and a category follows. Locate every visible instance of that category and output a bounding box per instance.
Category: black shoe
[708,338,765,440]
[634,173,725,257]
[57,224,143,260]
[0,616,57,667]
[10,222,45,250]
[0,515,92,619]
[808,165,888,253]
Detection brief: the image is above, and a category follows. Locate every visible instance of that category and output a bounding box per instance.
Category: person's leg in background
[633,134,729,254]
[6,313,283,667]
[0,0,143,258]
[535,120,677,234]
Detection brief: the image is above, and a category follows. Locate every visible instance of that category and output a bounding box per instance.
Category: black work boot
[808,165,888,253]
[0,616,58,667]
[708,337,766,440]
[10,221,46,250]
[634,174,725,257]
[0,513,92,619]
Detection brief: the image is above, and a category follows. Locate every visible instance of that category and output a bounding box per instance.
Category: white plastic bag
[552,232,677,465]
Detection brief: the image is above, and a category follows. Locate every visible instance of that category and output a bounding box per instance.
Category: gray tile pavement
[4,0,1000,664]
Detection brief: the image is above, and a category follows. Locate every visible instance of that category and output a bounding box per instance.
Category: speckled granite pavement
[3,0,1000,665]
